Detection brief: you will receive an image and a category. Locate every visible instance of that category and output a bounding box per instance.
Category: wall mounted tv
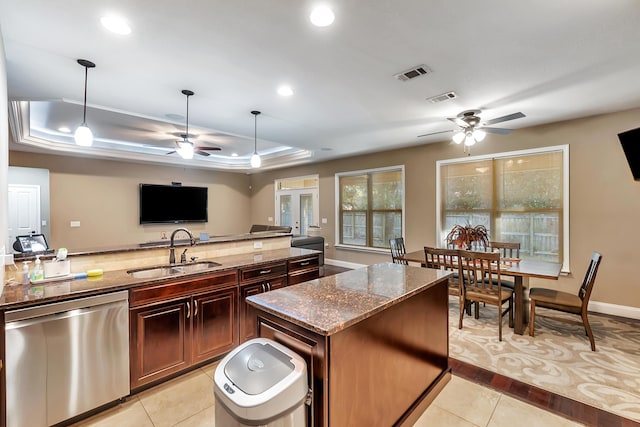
[139,184,208,224]
[618,127,640,181]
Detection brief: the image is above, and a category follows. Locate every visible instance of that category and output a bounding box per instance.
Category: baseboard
[324,258,367,270]
[589,301,640,320]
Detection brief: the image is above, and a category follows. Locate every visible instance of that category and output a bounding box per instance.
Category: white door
[7,184,41,251]
[276,189,318,235]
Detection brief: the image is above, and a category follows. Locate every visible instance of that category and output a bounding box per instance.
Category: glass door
[276,189,318,235]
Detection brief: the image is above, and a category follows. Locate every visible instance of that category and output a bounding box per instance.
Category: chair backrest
[488,241,520,259]
[579,252,603,306]
[458,249,502,292]
[389,237,408,265]
[424,247,458,271]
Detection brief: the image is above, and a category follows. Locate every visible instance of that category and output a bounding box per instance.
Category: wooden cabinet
[239,262,287,343]
[288,254,320,285]
[129,270,238,389]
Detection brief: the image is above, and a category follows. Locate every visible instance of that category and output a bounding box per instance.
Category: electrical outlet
[253,241,263,249]
[268,217,273,222]
[70,221,81,228]
[321,218,328,224]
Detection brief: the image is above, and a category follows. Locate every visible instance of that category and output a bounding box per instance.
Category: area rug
[448,298,640,422]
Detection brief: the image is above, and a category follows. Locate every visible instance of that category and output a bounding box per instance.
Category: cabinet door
[130,298,191,389]
[192,286,238,363]
[239,282,265,343]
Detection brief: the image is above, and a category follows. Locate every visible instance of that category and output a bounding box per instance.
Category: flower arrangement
[446,223,489,250]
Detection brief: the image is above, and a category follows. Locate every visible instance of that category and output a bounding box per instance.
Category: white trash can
[214,338,308,426]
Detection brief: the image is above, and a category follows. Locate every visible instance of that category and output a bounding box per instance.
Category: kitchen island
[247,262,451,427]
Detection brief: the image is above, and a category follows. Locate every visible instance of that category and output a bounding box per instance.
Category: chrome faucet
[169,228,196,264]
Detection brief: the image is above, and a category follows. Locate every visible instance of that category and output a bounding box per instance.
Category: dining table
[399,249,563,335]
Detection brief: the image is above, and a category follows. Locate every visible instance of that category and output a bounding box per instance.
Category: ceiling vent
[426,91,457,103]
[394,64,432,81]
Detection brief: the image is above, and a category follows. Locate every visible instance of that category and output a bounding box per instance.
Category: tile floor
[72,361,583,427]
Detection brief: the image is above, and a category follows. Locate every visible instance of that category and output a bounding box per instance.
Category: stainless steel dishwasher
[5,290,130,427]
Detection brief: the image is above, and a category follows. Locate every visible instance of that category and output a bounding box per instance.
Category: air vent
[426,91,457,103]
[394,64,433,81]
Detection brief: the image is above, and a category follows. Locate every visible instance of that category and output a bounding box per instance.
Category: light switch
[321,218,328,224]
[70,221,81,228]
[268,217,273,222]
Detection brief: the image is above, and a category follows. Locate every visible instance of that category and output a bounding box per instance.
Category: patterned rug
[448,298,640,422]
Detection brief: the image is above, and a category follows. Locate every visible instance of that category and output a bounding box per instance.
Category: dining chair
[529,251,602,351]
[389,237,408,265]
[458,250,514,341]
[424,247,467,327]
[486,241,521,289]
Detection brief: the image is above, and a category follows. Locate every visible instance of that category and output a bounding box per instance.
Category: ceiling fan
[167,89,221,159]
[418,109,526,151]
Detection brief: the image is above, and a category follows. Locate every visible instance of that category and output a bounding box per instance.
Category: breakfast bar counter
[247,262,451,426]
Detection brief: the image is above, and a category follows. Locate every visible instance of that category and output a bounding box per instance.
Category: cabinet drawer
[288,267,320,285]
[288,255,320,273]
[240,262,287,283]
[130,270,238,307]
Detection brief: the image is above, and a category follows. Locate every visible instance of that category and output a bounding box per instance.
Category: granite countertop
[246,262,451,336]
[12,231,292,261]
[1,247,318,310]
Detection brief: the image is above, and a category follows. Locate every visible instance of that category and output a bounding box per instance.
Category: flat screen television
[139,184,208,224]
[618,127,640,181]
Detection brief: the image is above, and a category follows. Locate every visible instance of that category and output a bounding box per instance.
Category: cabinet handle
[266,282,271,291]
[194,301,198,317]
[259,269,272,275]
[261,283,266,293]
[186,301,191,319]
[300,261,310,266]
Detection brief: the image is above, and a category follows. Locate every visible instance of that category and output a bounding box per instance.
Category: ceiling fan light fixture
[464,133,477,146]
[74,59,95,147]
[452,131,465,144]
[177,141,194,159]
[472,129,486,142]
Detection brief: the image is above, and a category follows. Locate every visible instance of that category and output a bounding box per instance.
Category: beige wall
[9,152,253,251]
[250,107,640,309]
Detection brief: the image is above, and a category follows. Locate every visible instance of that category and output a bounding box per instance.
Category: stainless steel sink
[127,261,221,279]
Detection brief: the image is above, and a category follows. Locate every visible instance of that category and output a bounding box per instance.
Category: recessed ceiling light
[310,5,335,27]
[100,15,131,35]
[58,126,71,133]
[231,153,238,157]
[277,85,294,97]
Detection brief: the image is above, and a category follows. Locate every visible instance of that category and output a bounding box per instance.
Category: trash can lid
[224,342,295,395]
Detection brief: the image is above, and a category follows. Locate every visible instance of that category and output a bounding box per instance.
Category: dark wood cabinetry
[129,270,238,389]
[288,255,320,285]
[239,262,287,343]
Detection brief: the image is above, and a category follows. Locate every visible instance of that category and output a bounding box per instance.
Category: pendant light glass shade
[74,125,93,146]
[74,59,95,147]
[251,110,261,168]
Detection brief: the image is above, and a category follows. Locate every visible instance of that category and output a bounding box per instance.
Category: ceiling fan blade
[165,150,176,155]
[195,150,211,157]
[482,127,513,135]
[196,146,222,151]
[417,129,454,138]
[447,117,467,127]
[483,112,525,126]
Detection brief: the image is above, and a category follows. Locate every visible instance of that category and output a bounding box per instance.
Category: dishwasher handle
[5,290,129,323]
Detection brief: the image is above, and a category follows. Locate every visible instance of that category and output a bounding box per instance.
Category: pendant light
[74,59,96,147]
[250,110,261,168]
[176,89,195,160]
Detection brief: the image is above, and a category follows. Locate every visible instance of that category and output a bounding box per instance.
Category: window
[437,146,569,270]
[336,166,404,250]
